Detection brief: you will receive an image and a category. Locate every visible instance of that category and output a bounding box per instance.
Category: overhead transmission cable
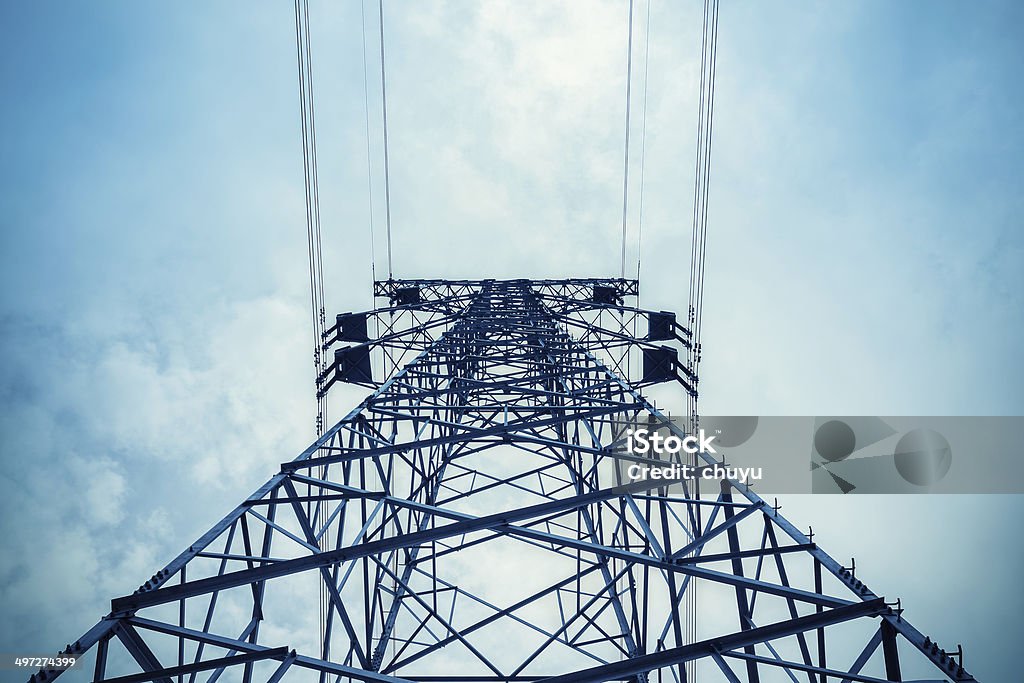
[687,0,720,425]
[293,0,327,438]
[378,0,395,279]
[681,4,719,674]
[361,0,377,288]
[293,0,330,653]
[635,0,653,290]
[619,0,636,280]
[630,0,654,382]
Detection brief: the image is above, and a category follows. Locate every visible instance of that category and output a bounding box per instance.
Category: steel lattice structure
[39,279,977,683]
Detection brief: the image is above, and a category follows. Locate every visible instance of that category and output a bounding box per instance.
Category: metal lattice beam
[36,278,977,683]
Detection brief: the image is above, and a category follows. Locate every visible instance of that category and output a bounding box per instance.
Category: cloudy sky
[1,0,1022,680]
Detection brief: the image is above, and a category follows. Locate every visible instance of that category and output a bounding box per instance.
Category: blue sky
[1,1,1022,680]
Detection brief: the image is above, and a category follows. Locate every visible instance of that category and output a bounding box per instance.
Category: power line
[687,0,720,428]
[379,0,395,279]
[619,0,636,280]
[631,0,653,386]
[683,16,720,678]
[635,0,653,288]
[293,0,327,438]
[694,0,719,351]
[293,0,330,648]
[361,0,377,292]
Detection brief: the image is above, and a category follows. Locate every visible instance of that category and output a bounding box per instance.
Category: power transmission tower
[38,279,976,682]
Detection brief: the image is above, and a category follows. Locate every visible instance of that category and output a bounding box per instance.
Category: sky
[0,0,1022,680]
